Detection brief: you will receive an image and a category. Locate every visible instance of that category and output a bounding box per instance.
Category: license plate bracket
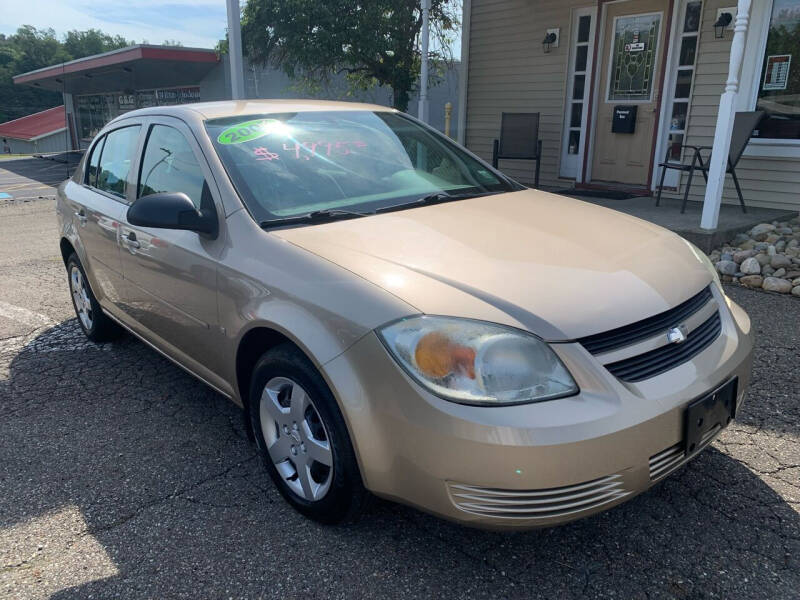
[684,378,737,454]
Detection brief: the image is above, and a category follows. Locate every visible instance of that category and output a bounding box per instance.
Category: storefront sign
[763,54,791,91]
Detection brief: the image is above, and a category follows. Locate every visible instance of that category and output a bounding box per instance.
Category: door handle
[74,210,88,225]
[124,232,141,250]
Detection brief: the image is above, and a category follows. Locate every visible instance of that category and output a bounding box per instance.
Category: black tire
[249,343,368,524]
[66,253,123,343]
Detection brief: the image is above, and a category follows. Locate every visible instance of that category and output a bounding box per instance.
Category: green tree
[0,26,134,123]
[63,29,131,58]
[241,0,459,111]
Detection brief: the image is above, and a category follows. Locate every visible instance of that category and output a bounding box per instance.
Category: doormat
[552,189,650,200]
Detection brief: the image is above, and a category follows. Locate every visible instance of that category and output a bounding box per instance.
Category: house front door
[590,0,669,187]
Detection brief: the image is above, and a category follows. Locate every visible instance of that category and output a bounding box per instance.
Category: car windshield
[205,110,518,224]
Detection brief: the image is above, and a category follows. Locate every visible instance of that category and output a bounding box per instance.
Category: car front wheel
[249,343,368,524]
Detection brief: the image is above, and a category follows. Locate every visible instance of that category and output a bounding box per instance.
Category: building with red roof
[0,106,67,155]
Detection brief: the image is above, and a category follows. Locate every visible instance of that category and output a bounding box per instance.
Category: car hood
[272,189,713,340]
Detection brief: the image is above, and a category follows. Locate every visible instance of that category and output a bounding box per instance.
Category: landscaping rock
[739,275,763,288]
[716,260,737,276]
[771,254,792,269]
[739,239,756,250]
[740,257,761,274]
[763,277,792,294]
[708,217,800,297]
[750,223,776,241]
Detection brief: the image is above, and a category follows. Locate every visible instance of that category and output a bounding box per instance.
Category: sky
[0,0,461,55]
[0,0,229,48]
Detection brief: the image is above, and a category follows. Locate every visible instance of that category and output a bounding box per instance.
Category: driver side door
[117,117,229,392]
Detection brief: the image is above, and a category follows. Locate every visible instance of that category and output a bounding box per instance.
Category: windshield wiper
[260,191,499,229]
[373,190,497,214]
[260,208,371,229]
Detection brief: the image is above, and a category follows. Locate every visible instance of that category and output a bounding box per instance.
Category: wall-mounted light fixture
[714,11,733,38]
[542,28,559,53]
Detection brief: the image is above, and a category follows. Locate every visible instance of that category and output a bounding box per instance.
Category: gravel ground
[0,160,798,599]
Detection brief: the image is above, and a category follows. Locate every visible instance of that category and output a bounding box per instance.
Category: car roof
[111,99,397,124]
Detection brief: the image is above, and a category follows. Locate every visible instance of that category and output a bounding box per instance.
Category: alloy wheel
[259,376,333,501]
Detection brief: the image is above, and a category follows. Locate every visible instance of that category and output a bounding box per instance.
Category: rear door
[117,116,228,387]
[67,125,141,307]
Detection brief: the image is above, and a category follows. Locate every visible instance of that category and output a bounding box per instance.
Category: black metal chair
[492,112,542,188]
[655,110,764,214]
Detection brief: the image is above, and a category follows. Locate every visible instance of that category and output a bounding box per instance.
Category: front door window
[608,14,662,101]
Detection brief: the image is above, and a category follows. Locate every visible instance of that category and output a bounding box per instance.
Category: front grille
[447,474,629,520]
[578,286,713,354]
[604,311,721,382]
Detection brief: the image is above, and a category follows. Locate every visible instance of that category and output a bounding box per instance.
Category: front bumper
[322,293,754,530]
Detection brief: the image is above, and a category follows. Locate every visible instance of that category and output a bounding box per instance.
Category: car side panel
[115,116,229,386]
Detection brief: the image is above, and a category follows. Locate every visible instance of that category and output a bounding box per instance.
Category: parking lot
[0,157,798,599]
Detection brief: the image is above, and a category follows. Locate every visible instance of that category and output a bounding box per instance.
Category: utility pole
[418,0,431,123]
[226,0,245,100]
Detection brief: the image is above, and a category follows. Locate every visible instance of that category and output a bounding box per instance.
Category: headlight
[377,316,578,406]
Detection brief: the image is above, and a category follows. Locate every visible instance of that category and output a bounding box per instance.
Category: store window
[754,0,800,140]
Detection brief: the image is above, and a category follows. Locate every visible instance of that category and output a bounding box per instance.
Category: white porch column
[700,0,752,230]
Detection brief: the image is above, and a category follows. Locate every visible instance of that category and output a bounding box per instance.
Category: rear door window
[137,125,206,209]
[85,136,105,187]
[97,126,141,198]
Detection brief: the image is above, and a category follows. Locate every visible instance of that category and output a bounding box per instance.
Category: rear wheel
[66,253,123,342]
[249,343,368,524]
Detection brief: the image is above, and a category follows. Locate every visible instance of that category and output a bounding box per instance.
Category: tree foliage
[241,0,459,111]
[0,26,132,123]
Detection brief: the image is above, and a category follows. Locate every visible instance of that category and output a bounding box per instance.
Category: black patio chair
[655,111,764,214]
[492,112,542,188]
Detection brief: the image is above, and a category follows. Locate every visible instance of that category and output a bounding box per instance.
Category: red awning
[0,106,65,141]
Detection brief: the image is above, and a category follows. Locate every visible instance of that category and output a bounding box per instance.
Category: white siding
[465,0,596,188]
[3,131,67,155]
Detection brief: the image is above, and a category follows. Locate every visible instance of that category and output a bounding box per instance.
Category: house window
[608,13,662,101]
[754,0,800,140]
[665,1,702,163]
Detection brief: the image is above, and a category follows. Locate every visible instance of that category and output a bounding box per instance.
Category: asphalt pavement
[0,158,798,599]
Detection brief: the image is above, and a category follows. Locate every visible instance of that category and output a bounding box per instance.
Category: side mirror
[127,192,217,237]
